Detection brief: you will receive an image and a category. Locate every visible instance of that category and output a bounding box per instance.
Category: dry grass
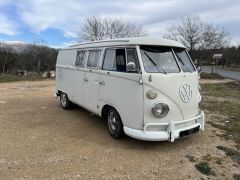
[201,81,240,179]
[202,81,240,148]
[0,74,44,83]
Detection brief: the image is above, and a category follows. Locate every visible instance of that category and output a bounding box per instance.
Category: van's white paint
[55,37,205,142]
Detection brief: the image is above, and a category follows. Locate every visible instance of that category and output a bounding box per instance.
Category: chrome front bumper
[124,111,205,142]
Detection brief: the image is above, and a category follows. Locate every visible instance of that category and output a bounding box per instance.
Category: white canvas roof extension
[61,37,185,50]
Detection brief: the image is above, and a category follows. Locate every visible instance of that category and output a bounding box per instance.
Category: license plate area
[179,126,200,138]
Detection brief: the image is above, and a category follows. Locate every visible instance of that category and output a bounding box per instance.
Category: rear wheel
[107,108,124,139]
[60,92,73,110]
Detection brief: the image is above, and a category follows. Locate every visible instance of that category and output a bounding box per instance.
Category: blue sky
[0,0,240,48]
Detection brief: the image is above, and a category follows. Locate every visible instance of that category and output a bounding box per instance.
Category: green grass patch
[0,74,44,83]
[195,161,216,176]
[201,81,240,99]
[233,174,240,180]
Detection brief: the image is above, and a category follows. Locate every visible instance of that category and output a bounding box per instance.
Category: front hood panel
[143,72,201,125]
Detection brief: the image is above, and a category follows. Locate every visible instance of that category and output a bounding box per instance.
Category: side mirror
[197,66,202,74]
[127,62,136,72]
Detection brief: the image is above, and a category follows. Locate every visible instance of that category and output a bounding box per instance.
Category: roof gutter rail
[69,39,130,47]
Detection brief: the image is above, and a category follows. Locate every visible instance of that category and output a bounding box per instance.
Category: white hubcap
[108,110,116,134]
[61,94,67,107]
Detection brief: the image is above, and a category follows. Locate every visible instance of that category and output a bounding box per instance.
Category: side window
[87,50,100,68]
[102,49,126,72]
[75,50,86,67]
[126,48,140,72]
[103,49,116,70]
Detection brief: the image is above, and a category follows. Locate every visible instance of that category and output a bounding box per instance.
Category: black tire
[60,92,73,110]
[107,108,124,139]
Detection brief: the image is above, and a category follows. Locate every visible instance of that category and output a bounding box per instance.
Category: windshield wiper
[144,51,167,74]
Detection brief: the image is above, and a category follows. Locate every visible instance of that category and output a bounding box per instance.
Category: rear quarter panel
[56,49,77,101]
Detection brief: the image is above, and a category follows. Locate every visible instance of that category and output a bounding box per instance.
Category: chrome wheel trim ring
[61,93,67,107]
[108,110,116,134]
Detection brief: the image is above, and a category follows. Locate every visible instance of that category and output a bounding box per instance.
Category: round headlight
[146,89,157,99]
[152,103,169,118]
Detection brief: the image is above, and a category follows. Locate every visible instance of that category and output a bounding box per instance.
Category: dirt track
[0,80,238,179]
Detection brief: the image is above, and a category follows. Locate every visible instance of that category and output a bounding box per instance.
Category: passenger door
[83,50,101,113]
[98,48,144,129]
[74,50,86,105]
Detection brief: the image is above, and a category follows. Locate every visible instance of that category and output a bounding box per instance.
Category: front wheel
[60,92,73,110]
[107,108,124,139]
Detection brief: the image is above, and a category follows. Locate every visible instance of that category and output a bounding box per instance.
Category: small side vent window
[75,51,86,67]
[126,48,140,72]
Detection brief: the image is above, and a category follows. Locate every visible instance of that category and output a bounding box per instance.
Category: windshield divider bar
[171,48,182,73]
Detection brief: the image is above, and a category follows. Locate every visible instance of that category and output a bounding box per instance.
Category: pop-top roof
[62,37,185,50]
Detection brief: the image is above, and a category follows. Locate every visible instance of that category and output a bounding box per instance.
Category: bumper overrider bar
[124,111,205,142]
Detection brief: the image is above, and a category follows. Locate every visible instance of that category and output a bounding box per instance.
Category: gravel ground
[0,80,238,179]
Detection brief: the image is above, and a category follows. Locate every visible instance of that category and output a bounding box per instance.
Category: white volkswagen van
[55,37,204,142]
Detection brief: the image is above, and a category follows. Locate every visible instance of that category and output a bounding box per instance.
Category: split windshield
[140,46,195,73]
[174,48,195,72]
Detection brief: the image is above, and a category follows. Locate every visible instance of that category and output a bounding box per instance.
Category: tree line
[191,46,240,66]
[0,15,239,74]
[0,41,58,74]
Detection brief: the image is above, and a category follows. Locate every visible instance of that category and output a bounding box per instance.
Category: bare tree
[80,16,105,41]
[164,16,230,52]
[201,24,229,49]
[79,16,148,41]
[0,44,14,73]
[24,40,48,73]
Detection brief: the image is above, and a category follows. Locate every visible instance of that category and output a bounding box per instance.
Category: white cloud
[0,14,19,36]
[17,0,86,37]
[8,0,239,43]
[199,5,240,24]
[0,0,11,5]
[145,19,180,37]
[49,40,78,49]
[2,40,25,44]
[63,31,79,39]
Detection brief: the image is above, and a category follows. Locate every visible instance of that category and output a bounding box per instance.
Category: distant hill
[0,41,56,53]
[0,41,31,53]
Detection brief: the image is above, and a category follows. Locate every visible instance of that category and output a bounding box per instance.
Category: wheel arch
[56,90,62,96]
[101,104,127,125]
[101,104,113,120]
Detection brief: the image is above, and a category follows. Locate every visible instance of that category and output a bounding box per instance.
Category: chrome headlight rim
[151,102,170,118]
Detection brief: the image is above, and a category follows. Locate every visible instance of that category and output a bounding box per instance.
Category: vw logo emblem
[179,84,192,103]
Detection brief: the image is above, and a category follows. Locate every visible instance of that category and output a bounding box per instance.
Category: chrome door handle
[99,81,105,85]
[84,78,88,82]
